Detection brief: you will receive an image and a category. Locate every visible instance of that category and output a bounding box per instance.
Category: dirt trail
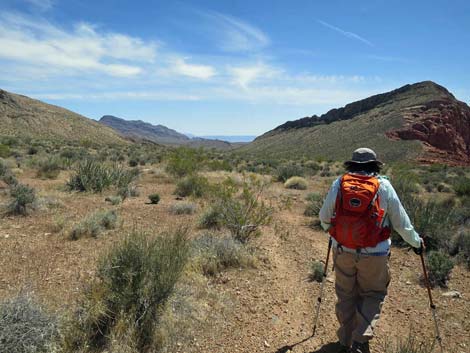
[196,193,470,353]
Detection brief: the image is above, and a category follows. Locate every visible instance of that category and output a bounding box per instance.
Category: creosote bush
[425,250,454,288]
[284,176,308,190]
[212,177,273,243]
[0,294,59,353]
[36,157,62,179]
[69,209,118,240]
[165,147,205,177]
[8,183,36,215]
[275,163,305,182]
[174,174,209,198]
[64,228,189,352]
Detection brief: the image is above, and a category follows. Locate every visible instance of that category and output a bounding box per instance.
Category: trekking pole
[419,252,444,353]
[312,237,333,337]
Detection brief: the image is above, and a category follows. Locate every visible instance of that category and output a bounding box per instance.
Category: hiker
[319,148,424,353]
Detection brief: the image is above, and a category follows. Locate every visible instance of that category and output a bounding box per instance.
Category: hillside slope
[0,89,128,145]
[240,81,470,165]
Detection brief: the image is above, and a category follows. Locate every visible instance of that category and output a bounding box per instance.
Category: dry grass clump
[0,293,59,353]
[69,209,118,240]
[170,202,197,215]
[7,183,36,215]
[191,233,257,276]
[383,333,436,353]
[63,228,189,353]
[309,260,324,283]
[284,176,308,190]
[304,192,323,216]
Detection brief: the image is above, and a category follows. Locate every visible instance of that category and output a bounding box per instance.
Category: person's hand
[413,237,425,255]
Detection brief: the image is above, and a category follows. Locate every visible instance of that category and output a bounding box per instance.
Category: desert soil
[0,169,469,353]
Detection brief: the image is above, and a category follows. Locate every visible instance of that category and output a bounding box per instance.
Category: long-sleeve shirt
[319,173,421,255]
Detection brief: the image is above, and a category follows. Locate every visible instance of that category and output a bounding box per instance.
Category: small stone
[264,340,270,348]
[442,290,461,298]
[405,280,412,285]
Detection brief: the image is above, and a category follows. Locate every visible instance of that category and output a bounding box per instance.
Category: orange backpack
[329,173,390,249]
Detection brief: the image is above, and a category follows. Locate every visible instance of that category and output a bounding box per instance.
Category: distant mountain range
[99,115,240,150]
[240,81,470,165]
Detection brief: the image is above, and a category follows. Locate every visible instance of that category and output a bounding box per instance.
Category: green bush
[309,261,324,283]
[215,178,273,243]
[454,177,470,196]
[69,209,118,240]
[284,176,308,190]
[148,193,160,204]
[192,233,256,276]
[170,202,197,215]
[8,184,36,215]
[105,195,122,205]
[451,229,470,269]
[0,144,11,158]
[67,159,138,193]
[0,159,18,186]
[0,294,59,353]
[65,228,189,351]
[174,174,208,198]
[275,163,305,182]
[426,251,454,288]
[198,206,222,229]
[165,147,205,177]
[304,192,323,216]
[36,157,62,179]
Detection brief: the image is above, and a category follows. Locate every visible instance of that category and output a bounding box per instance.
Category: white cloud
[202,11,270,52]
[24,0,54,12]
[317,20,373,47]
[228,62,280,88]
[0,13,157,77]
[169,58,216,79]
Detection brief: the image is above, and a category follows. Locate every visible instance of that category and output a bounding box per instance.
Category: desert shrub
[0,294,59,353]
[192,233,256,276]
[304,192,323,216]
[69,209,118,240]
[450,229,470,268]
[309,261,324,283]
[215,178,272,243]
[0,143,11,158]
[425,251,454,288]
[165,147,205,177]
[206,159,232,172]
[65,228,189,351]
[275,163,304,182]
[303,160,321,175]
[198,206,222,229]
[284,176,308,190]
[128,158,139,167]
[105,195,122,205]
[174,174,209,198]
[0,159,18,186]
[67,159,138,193]
[383,333,435,353]
[36,157,62,179]
[7,184,36,215]
[170,202,197,215]
[148,193,160,204]
[454,177,470,196]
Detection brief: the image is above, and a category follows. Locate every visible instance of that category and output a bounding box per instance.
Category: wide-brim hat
[344,148,383,166]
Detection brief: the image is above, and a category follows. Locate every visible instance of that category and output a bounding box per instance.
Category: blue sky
[0,0,469,135]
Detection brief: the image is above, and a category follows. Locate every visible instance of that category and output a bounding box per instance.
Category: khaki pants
[334,250,390,346]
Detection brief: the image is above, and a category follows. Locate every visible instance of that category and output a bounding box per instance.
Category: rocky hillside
[100,115,190,145]
[0,89,127,145]
[241,81,470,165]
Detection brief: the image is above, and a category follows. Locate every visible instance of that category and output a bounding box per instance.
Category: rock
[442,290,461,298]
[264,340,270,348]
